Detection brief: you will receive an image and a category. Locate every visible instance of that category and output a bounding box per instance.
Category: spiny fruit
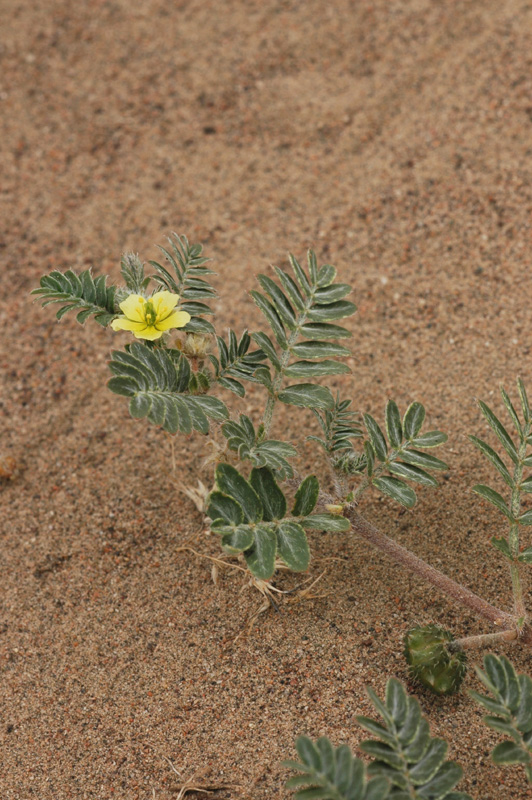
[404,624,467,695]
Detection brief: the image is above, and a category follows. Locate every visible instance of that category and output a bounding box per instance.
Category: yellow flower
[110,291,191,340]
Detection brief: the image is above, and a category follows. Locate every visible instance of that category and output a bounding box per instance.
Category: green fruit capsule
[404,624,467,695]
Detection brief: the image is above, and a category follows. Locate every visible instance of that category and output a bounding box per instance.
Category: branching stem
[345,505,532,646]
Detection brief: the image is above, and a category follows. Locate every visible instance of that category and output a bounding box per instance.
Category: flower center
[143,301,157,326]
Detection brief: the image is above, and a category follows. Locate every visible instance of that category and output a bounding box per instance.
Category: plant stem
[509,433,527,621]
[448,629,518,651]
[345,505,532,645]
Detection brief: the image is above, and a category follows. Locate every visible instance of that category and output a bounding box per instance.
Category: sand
[2,0,532,797]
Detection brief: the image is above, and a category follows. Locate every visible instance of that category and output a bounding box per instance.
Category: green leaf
[483,716,522,741]
[243,524,277,580]
[416,762,463,798]
[291,341,351,359]
[207,492,244,526]
[408,739,447,784]
[107,376,138,397]
[518,378,531,424]
[307,300,358,322]
[386,678,408,726]
[400,450,448,471]
[254,366,273,389]
[403,402,426,440]
[215,464,263,523]
[472,484,513,520]
[518,547,532,563]
[278,384,334,410]
[478,400,519,464]
[469,435,514,488]
[257,274,297,329]
[32,267,117,325]
[129,394,151,418]
[365,441,375,477]
[192,396,229,422]
[360,741,403,770]
[250,290,288,348]
[299,322,352,340]
[385,400,403,448]
[285,360,351,378]
[273,267,306,311]
[365,777,392,800]
[302,513,351,532]
[363,414,388,461]
[373,477,416,508]
[249,467,287,521]
[314,284,352,303]
[491,536,512,559]
[388,462,438,487]
[250,331,281,371]
[516,675,532,731]
[275,523,310,572]
[520,476,532,494]
[410,431,448,448]
[221,527,254,554]
[356,717,397,747]
[491,741,530,765]
[295,736,321,771]
[292,476,320,516]
[307,250,319,283]
[317,263,337,286]
[500,386,522,435]
[288,253,312,296]
[218,376,245,396]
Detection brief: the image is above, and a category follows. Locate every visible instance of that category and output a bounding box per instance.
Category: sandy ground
[2,0,532,797]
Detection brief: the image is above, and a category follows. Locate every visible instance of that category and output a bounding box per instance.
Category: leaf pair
[108,342,228,434]
[361,401,448,508]
[208,330,268,397]
[471,654,532,782]
[310,395,363,455]
[221,414,296,479]
[251,250,357,411]
[148,233,217,334]
[31,268,117,327]
[470,382,532,560]
[207,465,350,580]
[285,677,471,799]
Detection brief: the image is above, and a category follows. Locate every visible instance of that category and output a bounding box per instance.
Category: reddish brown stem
[345,506,532,647]
[449,630,518,651]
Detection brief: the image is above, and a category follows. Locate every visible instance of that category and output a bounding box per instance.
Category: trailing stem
[344,504,532,647]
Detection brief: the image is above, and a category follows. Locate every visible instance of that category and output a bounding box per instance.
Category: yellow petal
[111,317,148,333]
[133,327,164,340]
[119,294,146,322]
[156,310,191,331]
[151,291,179,317]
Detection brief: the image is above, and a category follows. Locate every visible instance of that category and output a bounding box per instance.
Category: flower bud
[182,333,211,358]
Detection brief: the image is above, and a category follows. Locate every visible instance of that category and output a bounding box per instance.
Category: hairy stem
[448,629,518,651]
[509,431,528,621]
[345,505,532,646]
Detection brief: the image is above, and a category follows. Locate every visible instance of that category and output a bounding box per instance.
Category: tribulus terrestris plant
[32,233,532,692]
